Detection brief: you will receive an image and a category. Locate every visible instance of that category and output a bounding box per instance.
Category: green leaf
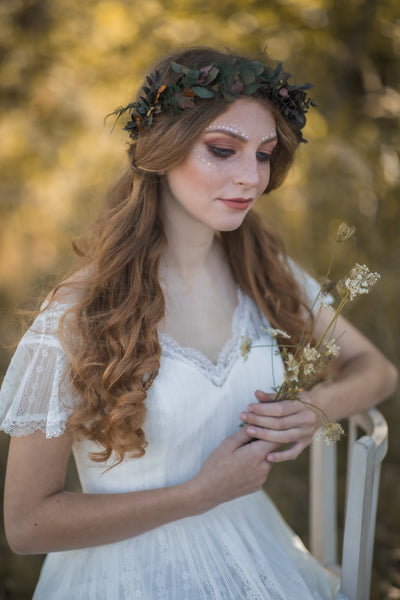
[192,86,215,98]
[249,61,264,76]
[238,66,255,85]
[170,62,183,73]
[188,68,200,81]
[221,90,237,102]
[243,82,259,95]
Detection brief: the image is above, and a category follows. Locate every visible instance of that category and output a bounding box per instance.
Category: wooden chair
[310,408,388,600]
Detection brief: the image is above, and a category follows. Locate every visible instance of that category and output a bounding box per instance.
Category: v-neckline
[159,287,247,387]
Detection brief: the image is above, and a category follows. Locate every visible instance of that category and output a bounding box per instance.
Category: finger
[244,425,303,444]
[224,427,254,450]
[239,411,306,431]
[240,438,278,461]
[266,441,306,463]
[247,399,302,418]
[254,390,276,403]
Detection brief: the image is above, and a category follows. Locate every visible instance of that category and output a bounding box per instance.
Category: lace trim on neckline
[42,293,251,387]
[159,288,248,387]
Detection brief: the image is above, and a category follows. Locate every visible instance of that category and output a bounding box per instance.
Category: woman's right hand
[188,428,278,513]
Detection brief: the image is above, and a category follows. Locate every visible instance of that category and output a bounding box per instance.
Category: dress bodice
[73,287,286,494]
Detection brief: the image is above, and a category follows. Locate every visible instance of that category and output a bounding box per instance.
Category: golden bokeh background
[0,0,399,597]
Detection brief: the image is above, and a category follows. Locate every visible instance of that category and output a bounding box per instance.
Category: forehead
[206,97,276,136]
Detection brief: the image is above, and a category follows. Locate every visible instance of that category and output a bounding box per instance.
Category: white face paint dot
[261,132,277,143]
[204,121,276,143]
[204,123,249,140]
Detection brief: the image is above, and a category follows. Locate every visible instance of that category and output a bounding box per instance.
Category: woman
[0,46,397,599]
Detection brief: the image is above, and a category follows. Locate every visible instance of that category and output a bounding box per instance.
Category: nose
[233,154,264,189]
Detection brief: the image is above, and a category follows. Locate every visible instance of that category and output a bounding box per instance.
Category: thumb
[224,427,253,450]
[255,390,276,403]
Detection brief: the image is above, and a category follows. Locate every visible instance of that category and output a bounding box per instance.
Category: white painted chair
[310,408,388,600]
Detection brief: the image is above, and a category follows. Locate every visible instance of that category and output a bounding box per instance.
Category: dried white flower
[285,353,299,382]
[315,422,345,445]
[262,327,291,339]
[335,222,356,243]
[303,363,317,376]
[302,343,321,363]
[326,340,340,358]
[344,263,380,301]
[301,344,321,376]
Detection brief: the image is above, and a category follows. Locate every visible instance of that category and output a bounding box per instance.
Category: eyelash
[207,145,274,164]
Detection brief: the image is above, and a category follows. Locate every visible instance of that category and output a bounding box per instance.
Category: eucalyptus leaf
[249,61,264,76]
[192,86,215,98]
[170,62,183,73]
[187,68,200,81]
[239,66,256,85]
[221,90,237,102]
[243,82,259,95]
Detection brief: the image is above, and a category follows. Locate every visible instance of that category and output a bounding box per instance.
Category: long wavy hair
[54,47,309,465]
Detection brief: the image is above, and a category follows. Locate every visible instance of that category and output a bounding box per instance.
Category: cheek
[168,147,231,197]
[192,146,219,171]
[260,164,271,191]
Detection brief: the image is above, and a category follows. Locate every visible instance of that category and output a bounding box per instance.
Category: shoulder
[22,267,92,350]
[285,256,333,310]
[43,266,92,309]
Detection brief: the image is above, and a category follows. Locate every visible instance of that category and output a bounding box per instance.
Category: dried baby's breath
[326,340,340,358]
[262,327,291,339]
[344,263,380,301]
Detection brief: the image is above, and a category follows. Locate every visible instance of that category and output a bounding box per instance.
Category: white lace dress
[0,269,340,600]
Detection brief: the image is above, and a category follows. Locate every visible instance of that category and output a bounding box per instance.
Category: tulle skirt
[33,491,339,600]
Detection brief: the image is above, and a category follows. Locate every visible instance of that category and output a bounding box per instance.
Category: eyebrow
[203,128,277,144]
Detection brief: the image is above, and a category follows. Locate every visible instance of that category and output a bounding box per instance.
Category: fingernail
[247,405,254,412]
[247,426,256,435]
[239,412,247,420]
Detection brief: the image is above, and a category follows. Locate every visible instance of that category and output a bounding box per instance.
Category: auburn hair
[54,47,308,464]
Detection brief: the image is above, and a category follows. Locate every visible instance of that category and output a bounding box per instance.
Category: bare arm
[239,308,398,461]
[4,427,276,555]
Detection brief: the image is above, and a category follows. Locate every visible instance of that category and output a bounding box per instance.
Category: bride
[1,46,397,599]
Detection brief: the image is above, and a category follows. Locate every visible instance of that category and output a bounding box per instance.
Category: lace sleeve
[0,302,79,438]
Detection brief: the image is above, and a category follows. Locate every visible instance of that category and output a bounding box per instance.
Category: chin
[223,210,252,230]
[215,217,248,233]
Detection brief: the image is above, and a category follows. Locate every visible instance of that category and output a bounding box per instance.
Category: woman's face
[161,97,277,233]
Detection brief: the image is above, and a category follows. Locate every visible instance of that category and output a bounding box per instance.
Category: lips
[219,197,253,210]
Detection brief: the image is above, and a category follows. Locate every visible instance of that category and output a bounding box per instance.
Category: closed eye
[256,152,274,164]
[207,145,274,164]
[207,146,235,159]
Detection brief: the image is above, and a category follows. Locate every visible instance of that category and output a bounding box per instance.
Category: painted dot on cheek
[194,146,217,169]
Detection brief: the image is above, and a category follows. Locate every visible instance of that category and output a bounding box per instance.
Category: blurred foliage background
[0,0,399,598]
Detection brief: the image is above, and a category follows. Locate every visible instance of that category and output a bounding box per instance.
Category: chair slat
[310,408,388,600]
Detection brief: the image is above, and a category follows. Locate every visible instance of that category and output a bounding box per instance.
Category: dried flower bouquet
[240,223,380,444]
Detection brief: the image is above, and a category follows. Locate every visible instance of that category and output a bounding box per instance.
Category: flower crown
[108,56,315,143]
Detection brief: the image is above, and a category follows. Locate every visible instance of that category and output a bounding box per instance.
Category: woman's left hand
[238,389,320,463]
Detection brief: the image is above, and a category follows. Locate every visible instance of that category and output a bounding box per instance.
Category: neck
[159,195,218,283]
